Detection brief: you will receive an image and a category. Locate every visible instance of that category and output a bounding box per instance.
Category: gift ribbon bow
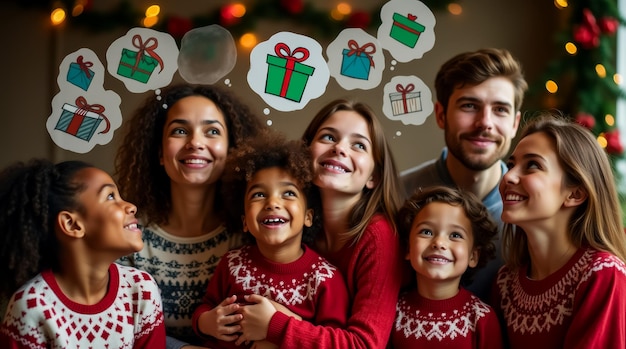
[408,14,417,21]
[75,96,110,134]
[76,56,93,79]
[274,43,310,98]
[346,40,375,68]
[131,34,164,73]
[396,83,415,114]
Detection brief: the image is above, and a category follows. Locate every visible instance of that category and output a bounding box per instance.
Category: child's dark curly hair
[114,83,266,227]
[397,185,498,286]
[0,159,92,298]
[221,129,321,245]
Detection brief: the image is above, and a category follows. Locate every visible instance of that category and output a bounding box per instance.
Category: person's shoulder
[582,248,626,277]
[115,263,158,285]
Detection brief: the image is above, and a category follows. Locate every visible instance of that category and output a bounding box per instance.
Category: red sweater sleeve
[563,253,626,348]
[191,252,231,338]
[266,215,403,349]
[312,267,349,328]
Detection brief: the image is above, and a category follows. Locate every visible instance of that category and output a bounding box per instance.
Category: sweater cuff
[267,311,290,344]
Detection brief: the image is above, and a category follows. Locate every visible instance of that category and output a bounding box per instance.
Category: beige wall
[0,0,559,174]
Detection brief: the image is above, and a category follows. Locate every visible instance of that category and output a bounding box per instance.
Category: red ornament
[167,16,193,39]
[582,8,600,35]
[220,4,241,27]
[346,11,371,29]
[575,112,596,129]
[281,0,304,14]
[573,25,600,49]
[604,130,624,155]
[599,17,619,35]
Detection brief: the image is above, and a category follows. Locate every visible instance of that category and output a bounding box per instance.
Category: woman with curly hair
[115,83,265,349]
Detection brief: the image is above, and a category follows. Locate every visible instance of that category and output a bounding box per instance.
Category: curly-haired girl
[0,159,165,348]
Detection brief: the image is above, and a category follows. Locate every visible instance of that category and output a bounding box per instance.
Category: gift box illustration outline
[55,96,111,142]
[390,13,426,48]
[117,34,165,83]
[66,55,95,91]
[390,83,422,115]
[265,43,315,103]
[340,39,376,80]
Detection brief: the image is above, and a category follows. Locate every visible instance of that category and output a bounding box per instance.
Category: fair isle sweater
[0,264,165,349]
[192,244,349,349]
[266,214,404,349]
[117,223,241,345]
[494,247,626,349]
[390,288,503,348]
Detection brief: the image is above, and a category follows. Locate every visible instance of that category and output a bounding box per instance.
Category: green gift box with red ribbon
[265,43,315,103]
[390,13,426,48]
[117,34,164,83]
[55,96,111,142]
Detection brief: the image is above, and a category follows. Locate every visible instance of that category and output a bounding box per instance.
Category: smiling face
[500,132,574,230]
[73,167,143,257]
[407,202,478,296]
[243,167,313,260]
[309,110,376,196]
[160,95,229,188]
[438,76,520,171]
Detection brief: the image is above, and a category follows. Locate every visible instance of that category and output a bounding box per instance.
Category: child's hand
[235,294,276,345]
[197,295,243,341]
[268,299,302,320]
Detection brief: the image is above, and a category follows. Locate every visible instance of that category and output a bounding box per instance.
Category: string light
[605,114,615,126]
[239,32,257,49]
[143,16,158,27]
[331,2,351,20]
[545,80,558,93]
[51,8,66,25]
[447,3,462,15]
[598,134,608,148]
[595,64,606,78]
[565,42,577,55]
[145,5,160,18]
[554,0,568,9]
[614,74,623,85]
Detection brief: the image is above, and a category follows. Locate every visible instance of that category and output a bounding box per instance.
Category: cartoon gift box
[265,43,315,103]
[55,96,110,142]
[117,34,164,83]
[340,40,376,80]
[66,55,94,91]
[390,13,426,48]
[390,83,422,115]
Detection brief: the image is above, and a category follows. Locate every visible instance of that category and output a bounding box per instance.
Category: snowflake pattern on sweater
[0,264,165,349]
[391,288,502,348]
[193,244,349,349]
[117,223,241,343]
[495,247,626,349]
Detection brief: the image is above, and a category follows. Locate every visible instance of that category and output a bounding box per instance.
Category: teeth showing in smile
[263,218,286,224]
[425,257,451,263]
[505,194,524,201]
[183,159,208,164]
[125,223,138,230]
[323,164,347,173]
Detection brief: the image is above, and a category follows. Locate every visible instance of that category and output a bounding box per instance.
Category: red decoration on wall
[575,112,596,129]
[605,130,624,155]
[346,11,372,29]
[281,0,304,14]
[167,16,193,39]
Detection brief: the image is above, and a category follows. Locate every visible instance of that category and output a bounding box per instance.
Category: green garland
[17,0,456,38]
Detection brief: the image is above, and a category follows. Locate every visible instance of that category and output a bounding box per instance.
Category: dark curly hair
[397,185,498,286]
[114,83,265,226]
[221,129,321,245]
[0,159,92,298]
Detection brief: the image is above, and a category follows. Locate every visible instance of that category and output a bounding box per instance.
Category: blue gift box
[340,49,372,80]
[66,57,94,91]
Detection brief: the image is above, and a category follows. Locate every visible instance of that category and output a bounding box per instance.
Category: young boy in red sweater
[390,186,502,349]
[192,130,349,349]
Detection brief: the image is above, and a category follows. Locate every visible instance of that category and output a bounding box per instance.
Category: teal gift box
[67,58,94,91]
[55,103,104,142]
[341,49,372,80]
[390,13,426,48]
[117,48,159,83]
[265,54,315,103]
